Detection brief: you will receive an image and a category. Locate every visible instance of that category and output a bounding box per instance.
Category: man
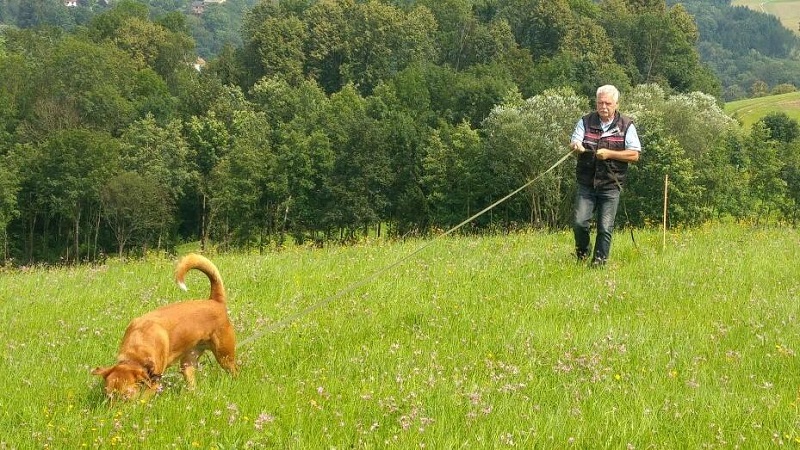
[569,85,641,266]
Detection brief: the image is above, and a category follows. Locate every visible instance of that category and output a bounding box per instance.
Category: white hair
[596,85,620,103]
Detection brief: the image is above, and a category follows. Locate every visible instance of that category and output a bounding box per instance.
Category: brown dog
[92,253,237,400]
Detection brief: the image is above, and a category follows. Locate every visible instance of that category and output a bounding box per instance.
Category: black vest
[575,111,633,190]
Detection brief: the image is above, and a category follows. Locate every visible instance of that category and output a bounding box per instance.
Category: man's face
[596,92,617,122]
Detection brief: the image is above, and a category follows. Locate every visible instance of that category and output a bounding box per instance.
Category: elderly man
[569,85,641,266]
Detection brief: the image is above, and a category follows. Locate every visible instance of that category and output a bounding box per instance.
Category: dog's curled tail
[174,253,226,303]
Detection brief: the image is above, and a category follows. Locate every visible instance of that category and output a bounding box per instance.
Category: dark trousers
[573,183,620,263]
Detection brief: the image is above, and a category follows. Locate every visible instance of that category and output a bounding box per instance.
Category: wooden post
[662,174,669,251]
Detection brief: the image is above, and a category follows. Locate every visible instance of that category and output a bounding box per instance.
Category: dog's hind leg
[211,325,237,376]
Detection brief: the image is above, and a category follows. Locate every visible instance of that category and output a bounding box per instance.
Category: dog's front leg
[180,349,201,390]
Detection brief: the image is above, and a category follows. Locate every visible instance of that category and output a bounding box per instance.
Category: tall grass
[1,224,799,448]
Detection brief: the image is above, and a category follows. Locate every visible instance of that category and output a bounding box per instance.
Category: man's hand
[595,148,609,160]
[570,141,585,154]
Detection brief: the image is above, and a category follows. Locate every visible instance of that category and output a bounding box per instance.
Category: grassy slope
[1,224,800,448]
[725,91,800,128]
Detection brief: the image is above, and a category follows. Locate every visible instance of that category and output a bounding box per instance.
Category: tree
[624,84,740,224]
[779,141,800,224]
[250,77,335,243]
[322,84,391,239]
[0,152,20,263]
[600,1,718,94]
[184,112,231,250]
[24,129,120,263]
[757,111,799,144]
[88,2,196,84]
[746,123,789,223]
[101,172,173,257]
[421,121,486,230]
[207,109,286,251]
[246,14,307,85]
[624,110,706,226]
[304,0,437,95]
[661,91,737,160]
[482,87,587,228]
[120,114,191,203]
[500,0,574,59]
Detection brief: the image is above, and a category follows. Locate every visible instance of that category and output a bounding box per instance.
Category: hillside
[724,91,800,128]
[732,0,800,35]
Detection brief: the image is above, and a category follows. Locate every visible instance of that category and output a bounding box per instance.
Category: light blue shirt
[570,118,642,151]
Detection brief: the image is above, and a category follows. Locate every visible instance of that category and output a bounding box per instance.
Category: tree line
[0,0,798,265]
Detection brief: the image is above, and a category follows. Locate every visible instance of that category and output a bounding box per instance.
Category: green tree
[624,111,705,226]
[500,0,573,59]
[23,129,120,263]
[601,1,718,94]
[250,77,335,243]
[304,0,437,95]
[779,141,800,224]
[757,111,799,144]
[101,172,173,257]
[746,123,788,223]
[120,114,191,203]
[18,32,170,139]
[695,131,749,221]
[421,121,486,229]
[207,109,286,251]
[246,14,307,85]
[88,2,196,85]
[482,87,586,228]
[323,84,391,239]
[0,152,20,263]
[119,114,191,249]
[185,111,231,250]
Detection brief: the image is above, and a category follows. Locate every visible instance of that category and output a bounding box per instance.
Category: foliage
[0,0,798,264]
[101,171,174,257]
[482,87,586,228]
[758,111,800,143]
[673,0,800,100]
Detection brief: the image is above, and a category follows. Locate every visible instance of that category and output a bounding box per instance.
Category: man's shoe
[591,258,606,267]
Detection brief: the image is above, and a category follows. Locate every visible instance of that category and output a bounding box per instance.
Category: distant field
[724,91,800,128]
[732,0,800,34]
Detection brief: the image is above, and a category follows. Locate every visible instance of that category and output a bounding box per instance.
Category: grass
[732,0,800,35]
[725,91,800,129]
[1,223,800,448]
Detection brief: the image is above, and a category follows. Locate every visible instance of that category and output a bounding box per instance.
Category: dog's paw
[177,281,188,291]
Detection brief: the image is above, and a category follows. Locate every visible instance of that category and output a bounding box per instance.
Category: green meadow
[725,91,800,129]
[1,224,799,448]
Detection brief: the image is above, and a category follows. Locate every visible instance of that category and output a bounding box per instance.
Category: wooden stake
[662,174,669,251]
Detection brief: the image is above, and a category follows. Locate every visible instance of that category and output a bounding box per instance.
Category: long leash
[236,149,575,349]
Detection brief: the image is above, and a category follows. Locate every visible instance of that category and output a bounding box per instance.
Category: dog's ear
[92,366,112,378]
[142,359,158,379]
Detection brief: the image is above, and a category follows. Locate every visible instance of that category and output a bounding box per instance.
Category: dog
[92,253,237,400]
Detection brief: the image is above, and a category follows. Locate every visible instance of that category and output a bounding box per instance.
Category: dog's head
[92,361,159,400]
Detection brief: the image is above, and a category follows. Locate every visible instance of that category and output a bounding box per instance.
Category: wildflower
[254,412,275,431]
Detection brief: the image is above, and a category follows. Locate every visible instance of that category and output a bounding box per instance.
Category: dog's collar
[119,360,162,383]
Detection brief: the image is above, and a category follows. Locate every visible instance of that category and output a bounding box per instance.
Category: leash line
[237,149,574,349]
